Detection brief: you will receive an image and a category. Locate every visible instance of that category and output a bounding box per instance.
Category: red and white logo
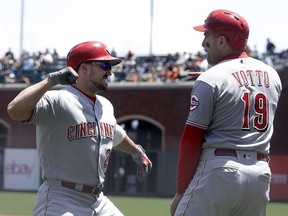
[190,95,199,111]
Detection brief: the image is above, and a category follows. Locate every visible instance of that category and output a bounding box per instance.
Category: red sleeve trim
[176,124,206,194]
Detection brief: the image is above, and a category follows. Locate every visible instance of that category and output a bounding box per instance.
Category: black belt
[61,181,102,195]
[214,149,268,161]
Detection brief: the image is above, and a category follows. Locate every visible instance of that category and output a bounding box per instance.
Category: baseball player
[170,9,282,216]
[7,41,152,216]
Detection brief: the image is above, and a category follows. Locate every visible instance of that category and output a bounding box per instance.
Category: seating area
[1,49,287,85]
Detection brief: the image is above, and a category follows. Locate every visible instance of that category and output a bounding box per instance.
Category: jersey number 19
[241,92,268,131]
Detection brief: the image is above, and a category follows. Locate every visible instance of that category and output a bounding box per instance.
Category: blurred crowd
[111,49,209,83]
[1,38,288,85]
[0,47,60,84]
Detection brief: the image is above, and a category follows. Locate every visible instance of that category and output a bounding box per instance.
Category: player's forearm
[7,77,55,121]
[113,135,139,155]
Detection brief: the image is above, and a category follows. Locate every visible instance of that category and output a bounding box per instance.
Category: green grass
[0,191,287,215]
[0,191,35,215]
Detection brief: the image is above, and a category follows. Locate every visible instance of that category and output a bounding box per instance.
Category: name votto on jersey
[232,70,269,87]
[66,121,115,141]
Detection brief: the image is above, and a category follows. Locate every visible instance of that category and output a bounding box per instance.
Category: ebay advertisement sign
[4,148,40,191]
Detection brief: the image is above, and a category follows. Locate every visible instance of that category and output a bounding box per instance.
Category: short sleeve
[113,124,127,147]
[186,80,215,130]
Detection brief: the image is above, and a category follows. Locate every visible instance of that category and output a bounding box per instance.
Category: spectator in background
[0,63,16,83]
[52,48,59,60]
[5,48,15,62]
[111,47,117,57]
[21,51,36,70]
[263,53,274,67]
[279,49,288,60]
[126,50,136,61]
[35,49,54,71]
[2,48,16,70]
[42,48,54,65]
[251,45,260,59]
[266,38,276,55]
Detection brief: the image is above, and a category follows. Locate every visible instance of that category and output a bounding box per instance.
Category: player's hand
[48,67,78,85]
[170,193,183,216]
[132,145,152,182]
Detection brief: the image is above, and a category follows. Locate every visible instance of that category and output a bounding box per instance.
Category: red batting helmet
[67,41,121,71]
[193,9,249,50]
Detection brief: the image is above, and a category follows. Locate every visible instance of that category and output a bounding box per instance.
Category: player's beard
[92,79,108,93]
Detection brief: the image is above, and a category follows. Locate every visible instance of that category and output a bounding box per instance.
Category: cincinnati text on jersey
[66,121,115,141]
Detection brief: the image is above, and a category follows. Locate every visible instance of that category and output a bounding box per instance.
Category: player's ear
[219,35,226,45]
[218,35,230,50]
[78,62,89,73]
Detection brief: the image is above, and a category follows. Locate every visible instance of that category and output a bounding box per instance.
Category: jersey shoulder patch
[190,94,199,111]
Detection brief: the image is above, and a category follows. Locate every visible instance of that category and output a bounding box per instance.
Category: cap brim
[193,25,206,32]
[109,58,122,66]
[98,56,122,66]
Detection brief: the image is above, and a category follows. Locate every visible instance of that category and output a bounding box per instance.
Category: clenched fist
[48,67,78,85]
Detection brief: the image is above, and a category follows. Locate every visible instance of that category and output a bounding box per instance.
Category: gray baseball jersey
[26,85,126,186]
[187,57,282,154]
[175,56,282,216]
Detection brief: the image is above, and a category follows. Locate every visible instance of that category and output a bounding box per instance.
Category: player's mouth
[103,74,109,81]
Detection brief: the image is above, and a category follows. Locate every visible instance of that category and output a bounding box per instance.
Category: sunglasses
[89,61,112,71]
